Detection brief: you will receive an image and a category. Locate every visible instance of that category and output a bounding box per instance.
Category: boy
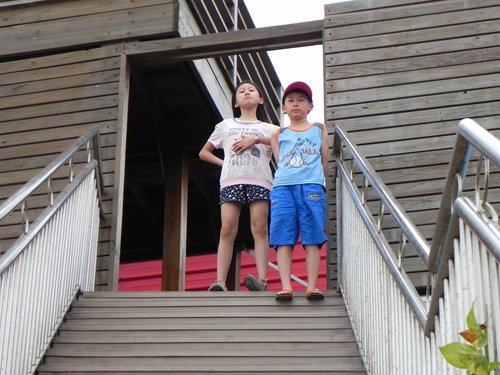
[270,81,329,301]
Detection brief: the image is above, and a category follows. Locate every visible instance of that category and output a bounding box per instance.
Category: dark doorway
[120,61,227,263]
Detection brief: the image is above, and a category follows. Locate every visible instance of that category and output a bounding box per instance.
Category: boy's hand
[232,136,255,153]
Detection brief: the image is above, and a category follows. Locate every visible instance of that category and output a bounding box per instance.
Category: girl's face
[282,91,314,121]
[234,83,263,109]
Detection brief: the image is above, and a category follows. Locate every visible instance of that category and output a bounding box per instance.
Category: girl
[199,80,278,291]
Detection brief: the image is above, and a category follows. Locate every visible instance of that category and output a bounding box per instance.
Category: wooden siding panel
[0,96,119,124]
[0,0,174,27]
[325,0,498,25]
[0,45,123,75]
[325,0,500,290]
[0,1,177,59]
[0,68,120,97]
[327,46,500,80]
[326,4,500,40]
[0,45,122,289]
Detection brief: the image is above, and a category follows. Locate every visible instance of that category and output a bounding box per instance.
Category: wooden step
[37,291,367,374]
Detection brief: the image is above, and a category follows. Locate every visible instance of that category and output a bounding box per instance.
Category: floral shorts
[220,184,270,206]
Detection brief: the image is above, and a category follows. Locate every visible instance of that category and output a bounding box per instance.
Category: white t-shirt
[208,118,278,190]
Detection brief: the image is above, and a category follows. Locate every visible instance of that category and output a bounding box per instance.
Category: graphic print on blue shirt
[282,137,319,168]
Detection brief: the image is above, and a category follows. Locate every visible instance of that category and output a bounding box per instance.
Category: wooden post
[226,249,241,291]
[162,153,188,291]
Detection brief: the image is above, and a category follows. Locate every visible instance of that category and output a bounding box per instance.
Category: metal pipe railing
[337,160,428,327]
[0,126,104,374]
[428,118,500,273]
[0,163,100,374]
[334,126,430,265]
[0,125,103,222]
[335,118,500,374]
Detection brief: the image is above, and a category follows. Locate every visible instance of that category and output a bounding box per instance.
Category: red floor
[118,245,327,292]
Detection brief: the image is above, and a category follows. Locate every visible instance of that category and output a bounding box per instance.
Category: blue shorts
[220,184,270,206]
[270,184,328,247]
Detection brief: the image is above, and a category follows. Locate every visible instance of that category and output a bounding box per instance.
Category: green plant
[439,305,500,374]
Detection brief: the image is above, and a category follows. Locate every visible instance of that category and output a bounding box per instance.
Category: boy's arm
[321,124,329,177]
[199,142,223,167]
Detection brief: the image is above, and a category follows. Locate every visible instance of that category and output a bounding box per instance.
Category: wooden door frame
[110,20,324,290]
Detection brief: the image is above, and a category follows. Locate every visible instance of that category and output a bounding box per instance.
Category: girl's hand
[231,136,255,153]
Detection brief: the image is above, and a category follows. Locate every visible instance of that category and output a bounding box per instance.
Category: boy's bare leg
[305,244,321,291]
[249,200,269,281]
[277,245,294,290]
[216,202,241,282]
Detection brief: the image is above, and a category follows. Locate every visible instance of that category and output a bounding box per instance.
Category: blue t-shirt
[273,123,325,187]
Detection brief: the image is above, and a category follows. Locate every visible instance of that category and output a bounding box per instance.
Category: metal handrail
[334,126,431,264]
[337,160,428,326]
[334,125,431,327]
[424,118,500,333]
[0,161,98,275]
[454,197,500,261]
[0,126,104,222]
[335,118,500,335]
[428,118,500,272]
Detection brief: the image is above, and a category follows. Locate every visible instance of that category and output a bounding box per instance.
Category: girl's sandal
[275,289,293,301]
[305,288,324,300]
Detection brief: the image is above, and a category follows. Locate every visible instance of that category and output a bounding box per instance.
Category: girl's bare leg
[249,200,269,281]
[216,202,241,282]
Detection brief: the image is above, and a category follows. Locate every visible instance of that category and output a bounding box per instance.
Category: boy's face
[282,91,314,121]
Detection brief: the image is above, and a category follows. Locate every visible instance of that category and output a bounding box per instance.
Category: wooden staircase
[36,291,366,374]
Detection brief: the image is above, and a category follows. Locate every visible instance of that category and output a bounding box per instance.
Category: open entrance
[115,20,323,290]
[120,62,223,264]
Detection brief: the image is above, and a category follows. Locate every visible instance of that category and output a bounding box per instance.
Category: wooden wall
[0,0,177,289]
[0,0,177,60]
[0,44,122,288]
[0,0,285,291]
[324,0,500,290]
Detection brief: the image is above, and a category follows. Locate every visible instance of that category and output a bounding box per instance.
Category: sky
[244,0,347,125]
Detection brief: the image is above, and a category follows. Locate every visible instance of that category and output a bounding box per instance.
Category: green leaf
[480,362,500,373]
[440,343,485,369]
[466,305,481,333]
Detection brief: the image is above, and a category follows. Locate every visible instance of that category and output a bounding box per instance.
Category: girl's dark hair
[231,80,268,122]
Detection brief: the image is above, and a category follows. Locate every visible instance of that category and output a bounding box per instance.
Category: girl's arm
[231,136,258,153]
[231,132,273,152]
[231,125,278,152]
[321,124,329,177]
[271,129,280,163]
[199,142,223,167]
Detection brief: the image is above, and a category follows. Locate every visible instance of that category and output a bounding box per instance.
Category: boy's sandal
[275,289,293,301]
[305,289,324,300]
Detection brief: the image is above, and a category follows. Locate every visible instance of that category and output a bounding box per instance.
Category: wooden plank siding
[0,0,290,292]
[324,0,500,290]
[0,0,179,289]
[0,0,177,59]
[0,44,124,288]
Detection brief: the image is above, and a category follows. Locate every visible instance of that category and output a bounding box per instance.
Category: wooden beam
[125,20,323,66]
[162,152,188,291]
